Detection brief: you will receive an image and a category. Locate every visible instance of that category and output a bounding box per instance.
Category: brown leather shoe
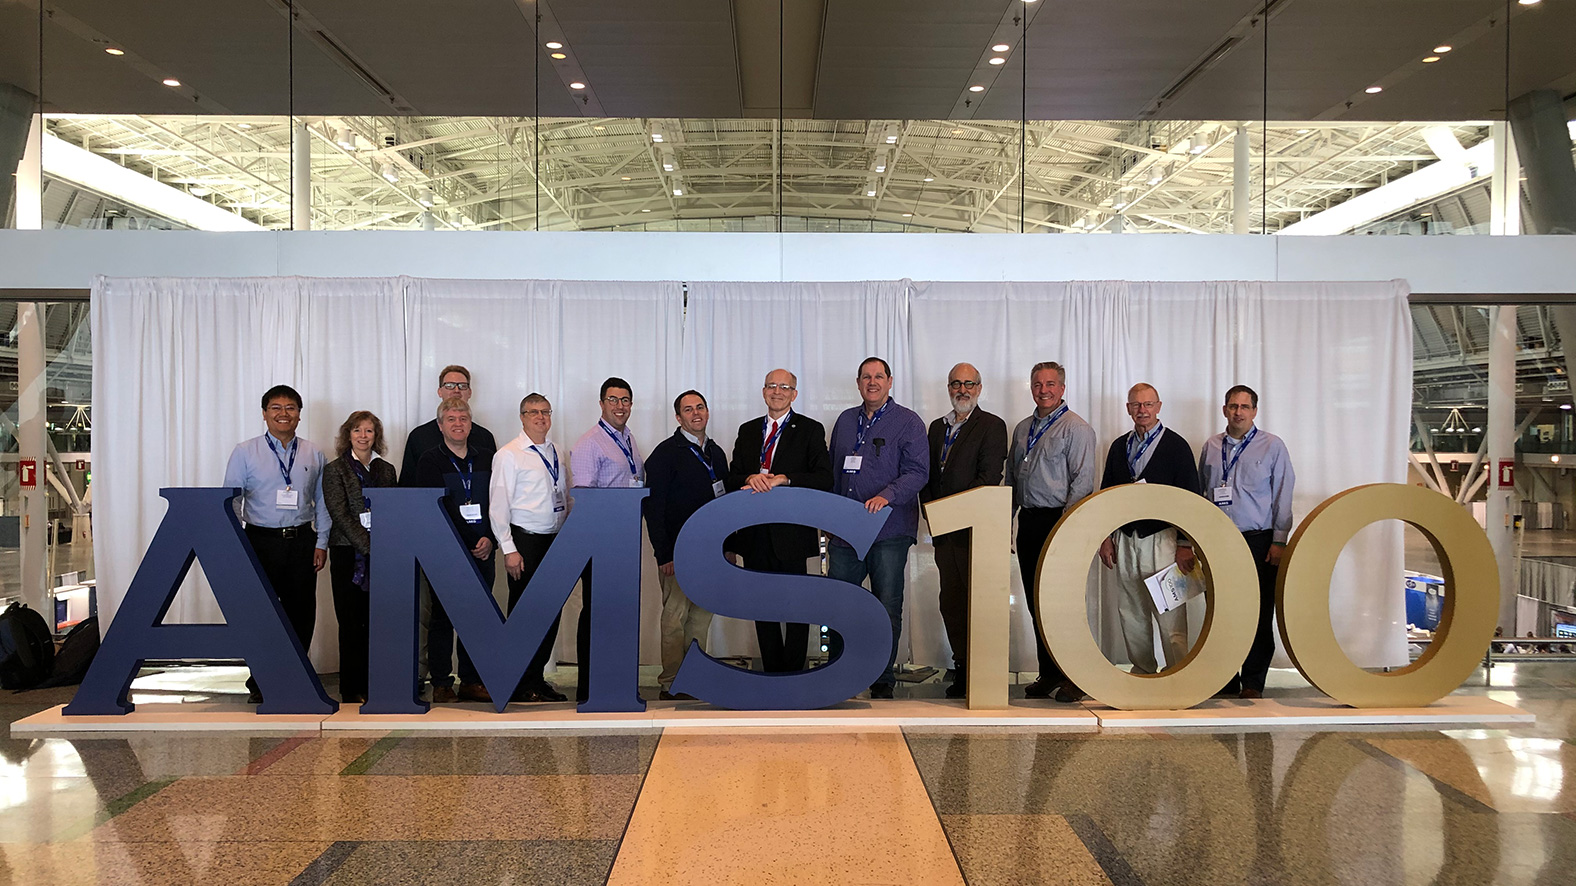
[431,684,458,703]
[458,682,493,703]
[1239,688,1263,700]
[1023,678,1056,699]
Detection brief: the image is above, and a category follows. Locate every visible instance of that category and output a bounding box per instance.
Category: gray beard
[950,397,976,416]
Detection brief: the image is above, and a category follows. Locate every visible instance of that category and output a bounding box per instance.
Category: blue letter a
[66,488,335,715]
[362,486,648,715]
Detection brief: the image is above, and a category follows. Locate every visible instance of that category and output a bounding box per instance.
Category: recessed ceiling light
[663,163,674,171]
[902,212,913,217]
[641,208,651,212]
[968,85,984,92]
[1518,0,1540,6]
[652,134,664,142]
[621,175,631,181]
[237,122,252,129]
[550,52,567,60]
[104,47,124,56]
[923,176,934,182]
[875,164,886,172]
[1434,45,1452,53]
[992,43,1010,52]
[1365,85,1383,94]
[989,57,1006,65]
[866,190,876,197]
[593,125,605,131]
[1563,403,1572,411]
[1296,128,1310,134]
[569,81,586,90]
[951,129,963,135]
[1422,55,1441,63]
[673,188,683,196]
[545,41,563,49]
[162,78,181,87]
[885,135,897,143]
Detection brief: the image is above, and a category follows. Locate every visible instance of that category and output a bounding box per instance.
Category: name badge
[628,477,643,488]
[1212,486,1234,507]
[276,488,299,509]
[712,479,726,498]
[359,511,372,529]
[551,487,566,513]
[843,455,863,473]
[459,502,483,523]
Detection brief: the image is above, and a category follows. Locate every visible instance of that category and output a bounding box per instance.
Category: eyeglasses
[947,380,980,391]
[1127,400,1159,410]
[522,408,552,417]
[764,383,796,392]
[440,381,472,392]
[266,404,300,414]
[603,396,633,406]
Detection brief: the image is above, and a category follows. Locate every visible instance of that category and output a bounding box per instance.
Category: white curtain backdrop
[93,275,1411,677]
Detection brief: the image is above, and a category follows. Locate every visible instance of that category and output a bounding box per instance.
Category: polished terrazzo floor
[3,663,1574,885]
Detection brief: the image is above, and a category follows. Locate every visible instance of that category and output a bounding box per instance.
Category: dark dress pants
[1238,529,1279,692]
[1015,507,1065,685]
[507,527,563,697]
[752,543,812,673]
[328,545,369,699]
[934,530,970,679]
[244,525,319,696]
[427,555,491,688]
[575,563,593,701]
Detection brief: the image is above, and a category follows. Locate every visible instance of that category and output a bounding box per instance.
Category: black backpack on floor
[0,602,56,691]
[37,616,99,689]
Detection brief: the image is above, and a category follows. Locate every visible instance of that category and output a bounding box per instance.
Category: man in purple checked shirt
[825,357,930,699]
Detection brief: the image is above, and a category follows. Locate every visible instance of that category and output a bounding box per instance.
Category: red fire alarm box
[18,458,36,488]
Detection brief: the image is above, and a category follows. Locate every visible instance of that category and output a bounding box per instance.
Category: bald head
[947,362,982,416]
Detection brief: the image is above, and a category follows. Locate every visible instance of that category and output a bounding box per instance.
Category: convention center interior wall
[89,273,1411,674]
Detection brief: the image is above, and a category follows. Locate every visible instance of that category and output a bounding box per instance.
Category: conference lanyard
[349,455,373,511]
[1127,423,1163,478]
[1023,403,1069,462]
[941,415,967,468]
[600,420,640,478]
[761,412,790,467]
[265,434,297,488]
[687,443,719,481]
[855,400,891,452]
[1221,428,1258,486]
[531,443,560,484]
[447,452,475,502]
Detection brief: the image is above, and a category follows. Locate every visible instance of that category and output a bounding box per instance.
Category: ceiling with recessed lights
[2,0,1572,121]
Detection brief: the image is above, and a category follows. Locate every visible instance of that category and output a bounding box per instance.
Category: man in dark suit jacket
[1096,383,1201,675]
[919,363,1008,697]
[725,368,834,672]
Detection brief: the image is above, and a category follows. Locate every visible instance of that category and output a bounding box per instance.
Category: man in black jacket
[919,362,1008,697]
[645,390,731,699]
[1096,383,1200,675]
[726,368,834,673]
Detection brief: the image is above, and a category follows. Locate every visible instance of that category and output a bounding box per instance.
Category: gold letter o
[1277,483,1498,708]
[1037,483,1261,710]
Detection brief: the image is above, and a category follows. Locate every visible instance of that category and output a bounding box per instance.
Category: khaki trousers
[1113,529,1189,674]
[658,570,714,690]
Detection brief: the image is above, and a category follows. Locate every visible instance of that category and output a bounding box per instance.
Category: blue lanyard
[761,412,790,467]
[1221,428,1258,485]
[855,400,891,452]
[1126,423,1163,478]
[941,415,967,467]
[687,443,718,481]
[531,443,560,483]
[446,452,475,502]
[1024,404,1068,461]
[348,455,374,510]
[600,420,639,477]
[264,434,297,488]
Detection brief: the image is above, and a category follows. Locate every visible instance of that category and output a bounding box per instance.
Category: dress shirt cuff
[1272,531,1289,545]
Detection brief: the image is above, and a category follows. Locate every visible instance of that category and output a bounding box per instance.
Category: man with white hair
[920,363,1007,698]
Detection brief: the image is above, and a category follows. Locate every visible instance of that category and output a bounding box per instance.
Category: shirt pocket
[1042,435,1070,460]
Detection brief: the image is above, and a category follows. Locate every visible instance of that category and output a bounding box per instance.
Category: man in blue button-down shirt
[1198,384,1296,699]
[222,384,330,704]
[826,357,930,698]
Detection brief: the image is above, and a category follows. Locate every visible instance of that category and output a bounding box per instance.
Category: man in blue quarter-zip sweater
[826,357,930,699]
[645,390,732,701]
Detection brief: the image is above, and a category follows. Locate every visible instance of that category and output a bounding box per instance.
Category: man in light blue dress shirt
[223,384,330,703]
[1197,384,1296,699]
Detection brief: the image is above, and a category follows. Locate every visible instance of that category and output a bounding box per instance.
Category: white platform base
[10,694,1533,736]
[1086,695,1534,729]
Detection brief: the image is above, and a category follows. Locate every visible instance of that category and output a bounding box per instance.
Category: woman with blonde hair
[321,410,397,704]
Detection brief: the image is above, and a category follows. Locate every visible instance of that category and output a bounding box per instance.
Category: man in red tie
[726,368,835,672]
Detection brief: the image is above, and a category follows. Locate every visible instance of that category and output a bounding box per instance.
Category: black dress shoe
[342,693,366,705]
[247,689,264,705]
[530,682,569,703]
[1022,678,1056,699]
[659,690,697,701]
[869,683,894,699]
[945,681,966,699]
[1051,684,1086,704]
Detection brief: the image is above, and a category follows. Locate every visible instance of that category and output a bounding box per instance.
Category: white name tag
[843,455,863,473]
[1212,486,1234,507]
[629,477,643,488]
[712,479,726,498]
[276,488,299,509]
[359,511,372,529]
[552,487,566,513]
[459,503,483,523]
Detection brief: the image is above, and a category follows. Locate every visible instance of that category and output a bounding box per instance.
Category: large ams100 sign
[65,484,1497,717]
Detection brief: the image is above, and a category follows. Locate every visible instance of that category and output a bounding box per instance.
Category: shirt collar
[1226,425,1256,444]
[943,409,971,429]
[680,428,706,448]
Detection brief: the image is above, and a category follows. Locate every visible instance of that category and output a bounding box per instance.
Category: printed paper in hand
[1144,562,1202,613]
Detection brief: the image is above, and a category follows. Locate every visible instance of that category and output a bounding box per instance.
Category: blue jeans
[827,536,914,687]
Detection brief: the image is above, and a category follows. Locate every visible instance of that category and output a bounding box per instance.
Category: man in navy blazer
[726,369,835,672]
